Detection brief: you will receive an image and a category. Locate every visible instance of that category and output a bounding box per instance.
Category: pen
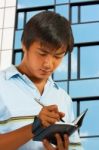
[34,98,65,123]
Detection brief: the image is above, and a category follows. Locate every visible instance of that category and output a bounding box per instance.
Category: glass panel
[14,30,23,49]
[81,5,99,22]
[71,6,78,24]
[69,79,99,98]
[56,0,69,4]
[0,9,4,28]
[17,12,24,29]
[71,47,77,79]
[18,0,54,8]
[55,81,67,91]
[80,100,99,136]
[48,8,54,11]
[4,7,15,28]
[55,5,69,19]
[26,10,42,23]
[72,23,99,43]
[81,138,99,150]
[80,46,99,78]
[73,101,77,118]
[2,28,14,50]
[15,52,22,65]
[53,55,68,80]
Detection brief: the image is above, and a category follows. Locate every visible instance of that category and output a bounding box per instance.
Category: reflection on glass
[80,101,99,136]
[73,101,77,118]
[72,23,99,43]
[55,81,67,91]
[17,12,24,29]
[18,0,54,8]
[48,8,54,11]
[81,138,99,150]
[15,52,22,65]
[71,6,78,24]
[53,55,68,80]
[14,30,23,49]
[56,0,69,4]
[55,5,69,19]
[80,46,99,78]
[81,5,99,22]
[71,47,77,79]
[26,11,42,22]
[69,79,99,97]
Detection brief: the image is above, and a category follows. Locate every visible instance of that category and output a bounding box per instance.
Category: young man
[0,11,83,150]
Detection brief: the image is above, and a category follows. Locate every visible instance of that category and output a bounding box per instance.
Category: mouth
[40,69,52,74]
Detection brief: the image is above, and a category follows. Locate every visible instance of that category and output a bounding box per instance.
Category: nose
[43,55,54,69]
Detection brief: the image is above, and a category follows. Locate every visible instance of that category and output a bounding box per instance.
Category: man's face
[22,41,67,81]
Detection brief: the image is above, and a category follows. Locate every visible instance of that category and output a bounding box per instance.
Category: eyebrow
[38,48,66,55]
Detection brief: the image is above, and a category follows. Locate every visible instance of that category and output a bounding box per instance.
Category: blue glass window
[18,0,54,8]
[15,52,23,65]
[55,5,69,19]
[71,47,77,79]
[72,23,99,43]
[80,101,99,136]
[80,46,99,78]
[14,30,23,49]
[17,12,24,29]
[71,6,78,24]
[81,5,99,22]
[69,79,99,98]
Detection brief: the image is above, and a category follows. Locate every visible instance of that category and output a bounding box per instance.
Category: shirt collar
[5,65,22,80]
[5,65,58,89]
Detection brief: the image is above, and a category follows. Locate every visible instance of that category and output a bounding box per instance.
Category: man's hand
[38,105,65,127]
[43,134,69,150]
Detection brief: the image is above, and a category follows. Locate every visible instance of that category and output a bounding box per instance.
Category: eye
[38,51,47,56]
[54,53,65,59]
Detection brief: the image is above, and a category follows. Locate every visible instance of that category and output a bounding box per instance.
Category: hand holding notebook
[33,106,88,145]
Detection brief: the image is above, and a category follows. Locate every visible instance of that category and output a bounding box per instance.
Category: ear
[22,43,27,53]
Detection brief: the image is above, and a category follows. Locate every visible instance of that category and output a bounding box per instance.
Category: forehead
[40,41,67,53]
[29,40,67,54]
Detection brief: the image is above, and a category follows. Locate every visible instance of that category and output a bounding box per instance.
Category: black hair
[21,11,74,52]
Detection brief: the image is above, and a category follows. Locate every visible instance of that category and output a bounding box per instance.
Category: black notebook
[33,109,88,145]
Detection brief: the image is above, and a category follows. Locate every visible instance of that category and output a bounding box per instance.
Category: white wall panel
[2,28,14,50]
[4,7,16,28]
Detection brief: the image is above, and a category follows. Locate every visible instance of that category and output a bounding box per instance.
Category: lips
[40,69,52,74]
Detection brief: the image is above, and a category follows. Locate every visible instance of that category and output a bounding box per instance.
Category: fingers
[59,112,65,118]
[43,134,69,150]
[55,134,64,150]
[38,105,65,127]
[43,139,55,150]
[47,105,59,112]
[64,134,69,150]
[55,134,69,150]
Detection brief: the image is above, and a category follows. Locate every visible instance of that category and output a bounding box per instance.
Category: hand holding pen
[34,98,65,127]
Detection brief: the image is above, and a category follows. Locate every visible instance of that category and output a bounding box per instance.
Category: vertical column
[0,0,17,70]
